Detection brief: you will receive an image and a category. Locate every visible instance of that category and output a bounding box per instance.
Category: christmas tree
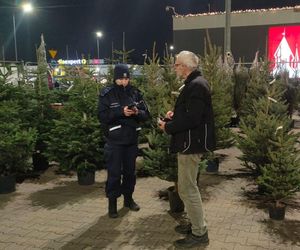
[232,59,250,121]
[237,105,289,175]
[257,128,300,204]
[45,76,105,174]
[0,97,37,176]
[236,65,291,175]
[138,45,180,183]
[200,37,234,150]
[239,61,290,127]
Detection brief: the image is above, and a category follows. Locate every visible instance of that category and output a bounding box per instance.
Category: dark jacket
[165,70,216,154]
[98,83,150,145]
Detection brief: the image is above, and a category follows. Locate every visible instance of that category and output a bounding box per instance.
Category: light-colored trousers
[177,153,207,236]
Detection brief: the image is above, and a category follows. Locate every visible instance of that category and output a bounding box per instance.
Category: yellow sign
[49,50,57,59]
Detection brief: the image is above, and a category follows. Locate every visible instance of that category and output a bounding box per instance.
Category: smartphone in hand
[160,117,171,122]
[127,103,136,110]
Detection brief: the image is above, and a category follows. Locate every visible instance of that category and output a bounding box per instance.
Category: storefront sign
[58,59,87,65]
[57,59,105,65]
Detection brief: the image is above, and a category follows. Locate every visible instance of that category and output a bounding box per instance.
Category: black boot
[108,198,118,218]
[124,195,140,211]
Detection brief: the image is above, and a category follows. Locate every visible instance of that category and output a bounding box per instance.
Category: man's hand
[157,118,166,131]
[166,111,174,120]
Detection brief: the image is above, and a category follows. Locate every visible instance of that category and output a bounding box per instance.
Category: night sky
[0,0,300,64]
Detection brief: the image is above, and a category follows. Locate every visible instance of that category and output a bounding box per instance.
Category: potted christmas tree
[142,130,184,213]
[0,70,39,190]
[257,128,300,220]
[45,77,104,185]
[139,48,184,212]
[235,60,300,218]
[31,35,59,172]
[200,37,235,172]
[0,101,37,193]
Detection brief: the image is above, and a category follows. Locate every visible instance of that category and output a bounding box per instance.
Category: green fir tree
[233,59,250,119]
[237,77,291,175]
[139,45,180,183]
[45,77,105,174]
[0,100,37,176]
[239,61,289,127]
[200,38,234,150]
[257,128,300,204]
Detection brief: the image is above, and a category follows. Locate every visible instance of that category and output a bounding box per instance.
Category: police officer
[98,64,150,218]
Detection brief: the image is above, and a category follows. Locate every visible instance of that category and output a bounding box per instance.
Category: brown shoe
[174,232,209,248]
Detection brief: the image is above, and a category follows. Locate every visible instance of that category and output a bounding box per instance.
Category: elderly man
[158,51,216,248]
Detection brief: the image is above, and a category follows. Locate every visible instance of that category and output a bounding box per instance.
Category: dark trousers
[104,143,138,198]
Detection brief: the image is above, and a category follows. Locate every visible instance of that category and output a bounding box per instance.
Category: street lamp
[96,31,103,59]
[22,2,33,13]
[165,6,178,15]
[169,45,174,59]
[13,2,34,61]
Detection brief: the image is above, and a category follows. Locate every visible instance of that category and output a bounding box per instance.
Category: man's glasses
[174,63,183,67]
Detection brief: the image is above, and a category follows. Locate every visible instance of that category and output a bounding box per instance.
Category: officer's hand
[124,106,136,116]
[132,107,139,115]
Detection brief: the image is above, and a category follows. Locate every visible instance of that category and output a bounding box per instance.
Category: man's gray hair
[176,51,199,70]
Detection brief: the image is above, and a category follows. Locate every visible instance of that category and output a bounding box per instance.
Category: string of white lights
[174,6,299,18]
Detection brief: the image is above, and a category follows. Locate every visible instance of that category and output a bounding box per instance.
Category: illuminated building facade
[173,6,300,77]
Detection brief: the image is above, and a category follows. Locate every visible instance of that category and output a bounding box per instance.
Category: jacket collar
[114,83,132,91]
[184,70,202,85]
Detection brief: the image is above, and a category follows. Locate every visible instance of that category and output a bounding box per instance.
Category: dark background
[0,0,299,64]
[174,24,299,64]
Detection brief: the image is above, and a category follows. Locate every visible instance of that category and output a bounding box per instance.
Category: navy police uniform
[98,65,149,201]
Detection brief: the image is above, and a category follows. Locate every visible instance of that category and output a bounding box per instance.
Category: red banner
[268,25,300,78]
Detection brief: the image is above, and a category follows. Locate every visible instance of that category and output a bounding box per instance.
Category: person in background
[98,64,150,218]
[158,51,216,248]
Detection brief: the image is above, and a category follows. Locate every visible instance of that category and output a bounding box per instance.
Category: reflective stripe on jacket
[165,70,216,154]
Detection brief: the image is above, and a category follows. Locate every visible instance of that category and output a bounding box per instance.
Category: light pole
[12,2,34,61]
[169,45,174,54]
[96,31,103,59]
[224,0,231,55]
[13,13,17,61]
[169,45,174,63]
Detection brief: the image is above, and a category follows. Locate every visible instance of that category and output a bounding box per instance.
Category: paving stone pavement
[0,147,299,250]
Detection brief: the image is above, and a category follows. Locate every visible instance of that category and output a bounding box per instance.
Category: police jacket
[98,83,150,145]
[165,70,216,154]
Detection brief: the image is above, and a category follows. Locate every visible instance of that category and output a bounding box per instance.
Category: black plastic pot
[229,116,240,128]
[269,203,286,220]
[167,186,184,213]
[0,175,16,194]
[33,140,49,171]
[77,171,95,185]
[32,152,49,171]
[206,158,219,172]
